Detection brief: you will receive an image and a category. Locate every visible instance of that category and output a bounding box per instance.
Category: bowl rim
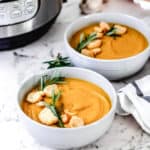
[64,13,150,63]
[17,67,117,131]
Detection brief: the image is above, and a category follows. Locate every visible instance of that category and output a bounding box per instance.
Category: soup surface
[70,23,148,59]
[22,77,111,128]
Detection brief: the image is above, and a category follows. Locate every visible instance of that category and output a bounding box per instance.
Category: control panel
[0,0,38,26]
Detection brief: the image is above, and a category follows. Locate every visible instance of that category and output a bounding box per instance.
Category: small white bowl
[17,67,117,149]
[64,13,150,80]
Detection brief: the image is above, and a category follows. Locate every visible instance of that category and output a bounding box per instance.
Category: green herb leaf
[105,26,121,39]
[46,72,65,85]
[106,27,117,36]
[45,104,64,128]
[76,32,97,52]
[40,75,48,90]
[48,76,65,85]
[51,90,61,105]
[44,90,64,128]
[43,53,72,69]
[40,73,65,90]
[48,105,58,117]
[80,33,85,43]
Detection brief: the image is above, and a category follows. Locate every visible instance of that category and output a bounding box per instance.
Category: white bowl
[64,13,150,80]
[17,67,117,149]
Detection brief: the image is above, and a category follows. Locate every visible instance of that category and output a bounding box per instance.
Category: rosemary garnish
[80,33,85,43]
[43,53,72,69]
[40,73,65,90]
[48,76,65,85]
[40,75,48,91]
[45,90,64,128]
[105,26,120,39]
[76,32,97,52]
[105,27,116,36]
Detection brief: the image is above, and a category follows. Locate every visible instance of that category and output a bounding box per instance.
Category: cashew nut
[39,107,58,125]
[44,84,59,97]
[87,39,102,49]
[61,114,70,124]
[26,91,44,103]
[99,21,110,32]
[114,25,127,35]
[91,48,102,55]
[69,116,84,128]
[81,49,94,57]
[94,26,103,33]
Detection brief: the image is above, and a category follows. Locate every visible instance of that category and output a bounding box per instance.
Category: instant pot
[0,0,65,50]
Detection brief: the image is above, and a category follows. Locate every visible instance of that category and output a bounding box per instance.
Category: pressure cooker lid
[0,0,39,26]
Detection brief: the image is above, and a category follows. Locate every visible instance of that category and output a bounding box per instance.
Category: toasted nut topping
[81,49,94,57]
[96,32,103,38]
[64,109,76,116]
[114,25,127,35]
[36,101,45,107]
[61,114,70,124]
[99,22,110,32]
[87,40,102,49]
[69,116,84,128]
[91,48,102,55]
[94,26,103,33]
[39,107,58,125]
[44,84,59,97]
[26,91,44,103]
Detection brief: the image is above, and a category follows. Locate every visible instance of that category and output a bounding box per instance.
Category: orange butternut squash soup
[21,75,111,128]
[69,22,148,59]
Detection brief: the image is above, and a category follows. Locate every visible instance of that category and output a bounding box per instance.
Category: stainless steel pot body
[0,0,62,38]
[0,0,63,50]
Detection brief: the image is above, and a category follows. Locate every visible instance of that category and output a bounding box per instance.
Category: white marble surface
[1,0,150,149]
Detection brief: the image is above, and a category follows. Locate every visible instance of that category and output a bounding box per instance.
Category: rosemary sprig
[40,75,48,90]
[105,27,117,36]
[76,32,97,52]
[48,76,65,85]
[45,90,64,128]
[51,88,61,105]
[47,72,65,85]
[105,26,120,39]
[40,73,65,90]
[43,54,72,69]
[80,33,85,43]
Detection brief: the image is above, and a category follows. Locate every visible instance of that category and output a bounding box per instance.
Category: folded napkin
[117,76,150,134]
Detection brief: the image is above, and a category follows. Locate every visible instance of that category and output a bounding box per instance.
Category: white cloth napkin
[117,75,150,134]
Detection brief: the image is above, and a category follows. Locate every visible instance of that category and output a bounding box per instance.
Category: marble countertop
[1,0,150,149]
